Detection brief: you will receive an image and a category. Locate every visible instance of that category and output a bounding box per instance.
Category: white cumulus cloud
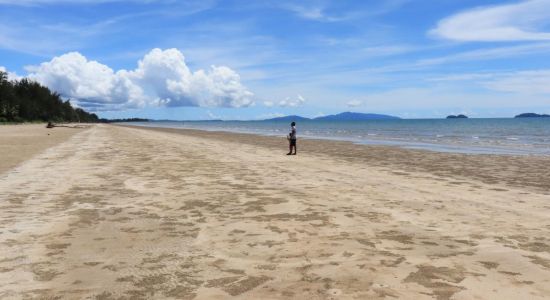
[256,112,285,120]
[346,99,362,107]
[24,48,254,111]
[278,94,306,107]
[0,66,20,80]
[430,0,550,42]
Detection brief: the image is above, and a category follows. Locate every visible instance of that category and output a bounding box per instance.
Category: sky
[1,0,550,120]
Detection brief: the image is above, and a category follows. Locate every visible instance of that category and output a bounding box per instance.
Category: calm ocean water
[127,118,550,155]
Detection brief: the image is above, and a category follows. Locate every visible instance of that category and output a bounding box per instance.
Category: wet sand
[135,126,550,193]
[1,124,549,299]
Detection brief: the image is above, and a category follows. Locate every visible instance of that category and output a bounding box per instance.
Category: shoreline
[120,124,550,193]
[122,119,550,156]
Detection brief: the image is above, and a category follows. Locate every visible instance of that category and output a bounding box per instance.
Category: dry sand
[1,124,549,299]
[0,124,86,174]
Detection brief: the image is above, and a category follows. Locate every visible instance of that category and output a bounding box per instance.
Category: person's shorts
[290,139,297,146]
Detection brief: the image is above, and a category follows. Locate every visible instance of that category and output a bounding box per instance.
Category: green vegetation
[103,118,149,123]
[0,71,99,123]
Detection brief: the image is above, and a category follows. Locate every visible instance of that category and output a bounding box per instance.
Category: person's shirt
[290,126,297,140]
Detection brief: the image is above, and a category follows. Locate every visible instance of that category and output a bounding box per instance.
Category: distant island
[264,112,400,122]
[101,118,150,123]
[514,113,550,118]
[446,114,468,119]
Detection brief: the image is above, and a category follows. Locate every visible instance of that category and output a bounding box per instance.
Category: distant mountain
[515,113,550,118]
[446,114,468,119]
[314,112,400,121]
[263,115,311,121]
[262,112,400,122]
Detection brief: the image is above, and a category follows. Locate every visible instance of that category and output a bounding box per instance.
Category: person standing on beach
[287,122,297,155]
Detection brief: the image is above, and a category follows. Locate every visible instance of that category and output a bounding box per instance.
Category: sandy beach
[0,124,87,174]
[1,124,550,299]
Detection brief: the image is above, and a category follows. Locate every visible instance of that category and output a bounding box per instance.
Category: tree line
[0,71,99,123]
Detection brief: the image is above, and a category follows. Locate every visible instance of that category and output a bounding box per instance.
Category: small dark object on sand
[46,122,55,128]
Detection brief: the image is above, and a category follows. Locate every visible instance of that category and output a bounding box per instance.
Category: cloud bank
[24,48,253,111]
[430,0,550,42]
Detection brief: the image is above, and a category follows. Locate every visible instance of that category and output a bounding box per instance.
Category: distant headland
[264,112,401,122]
[102,118,150,123]
[446,114,468,119]
[514,113,550,118]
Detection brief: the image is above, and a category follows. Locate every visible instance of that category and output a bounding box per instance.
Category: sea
[126,118,550,156]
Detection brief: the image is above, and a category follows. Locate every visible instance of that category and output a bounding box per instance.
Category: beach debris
[45,122,90,129]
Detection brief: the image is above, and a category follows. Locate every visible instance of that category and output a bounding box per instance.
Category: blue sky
[1,0,550,119]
